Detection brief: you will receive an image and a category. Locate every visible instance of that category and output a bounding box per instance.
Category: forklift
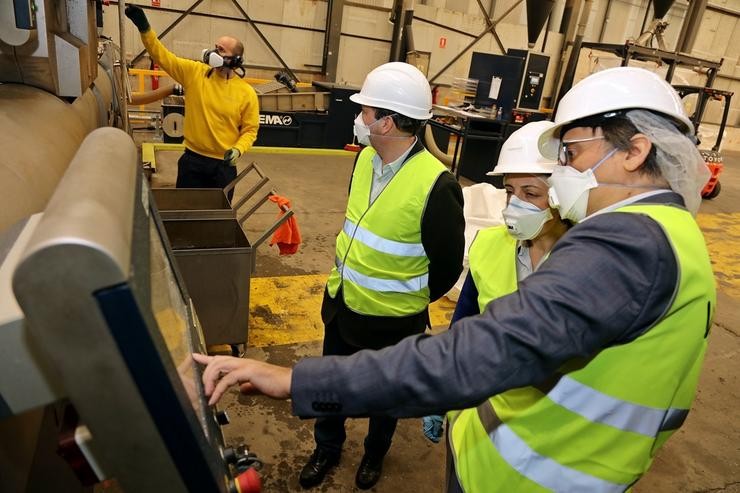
[673,85,733,199]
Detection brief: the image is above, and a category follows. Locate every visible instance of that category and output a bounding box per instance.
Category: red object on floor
[269,194,301,255]
[344,143,361,152]
[234,468,261,493]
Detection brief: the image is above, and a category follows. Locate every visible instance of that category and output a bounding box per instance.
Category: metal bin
[152,162,269,220]
[160,183,292,352]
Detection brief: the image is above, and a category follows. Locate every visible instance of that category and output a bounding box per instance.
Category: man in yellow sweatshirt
[125,5,259,198]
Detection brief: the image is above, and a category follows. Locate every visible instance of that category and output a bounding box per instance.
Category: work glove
[422,415,444,443]
[224,148,241,167]
[125,5,150,33]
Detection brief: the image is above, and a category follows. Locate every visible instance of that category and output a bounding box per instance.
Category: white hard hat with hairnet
[488,120,557,176]
[350,62,433,120]
[538,67,708,216]
[538,67,694,159]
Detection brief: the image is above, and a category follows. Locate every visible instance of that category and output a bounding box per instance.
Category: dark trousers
[445,425,464,493]
[313,317,398,461]
[176,149,237,201]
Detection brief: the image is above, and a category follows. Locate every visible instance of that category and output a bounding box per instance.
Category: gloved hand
[422,415,444,443]
[224,148,241,167]
[125,5,150,33]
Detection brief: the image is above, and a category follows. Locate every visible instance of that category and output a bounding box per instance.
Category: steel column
[322,0,344,81]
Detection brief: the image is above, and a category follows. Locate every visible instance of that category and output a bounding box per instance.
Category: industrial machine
[0,0,121,233]
[467,50,550,120]
[5,128,261,492]
[1,0,264,490]
[428,49,549,184]
[156,75,360,148]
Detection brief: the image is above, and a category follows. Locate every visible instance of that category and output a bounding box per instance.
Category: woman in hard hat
[421,120,570,446]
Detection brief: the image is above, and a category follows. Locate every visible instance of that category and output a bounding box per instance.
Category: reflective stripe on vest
[342,218,426,257]
[326,146,448,316]
[450,203,716,492]
[548,375,689,437]
[335,257,429,293]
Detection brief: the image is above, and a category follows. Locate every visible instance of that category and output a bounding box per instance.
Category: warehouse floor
[149,143,740,493]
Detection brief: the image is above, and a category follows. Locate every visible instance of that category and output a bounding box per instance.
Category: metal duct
[526,0,556,48]
[653,0,675,19]
[423,125,454,168]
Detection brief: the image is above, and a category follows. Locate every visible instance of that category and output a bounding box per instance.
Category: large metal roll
[0,68,114,234]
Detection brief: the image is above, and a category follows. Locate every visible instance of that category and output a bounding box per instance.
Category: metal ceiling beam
[129,0,299,82]
[227,0,300,82]
[130,0,205,65]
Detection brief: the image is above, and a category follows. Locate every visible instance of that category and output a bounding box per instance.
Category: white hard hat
[488,121,557,175]
[349,62,433,120]
[538,67,694,160]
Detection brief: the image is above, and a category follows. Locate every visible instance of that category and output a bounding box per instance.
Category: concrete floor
[150,144,740,492]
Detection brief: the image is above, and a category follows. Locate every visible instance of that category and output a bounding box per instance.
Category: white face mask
[353,114,383,146]
[547,147,618,222]
[502,194,553,240]
[202,49,224,68]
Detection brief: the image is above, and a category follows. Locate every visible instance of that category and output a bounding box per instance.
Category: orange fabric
[269,194,301,255]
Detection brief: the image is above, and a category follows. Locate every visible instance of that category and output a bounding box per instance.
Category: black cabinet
[253,82,360,149]
[429,110,548,185]
[457,118,513,186]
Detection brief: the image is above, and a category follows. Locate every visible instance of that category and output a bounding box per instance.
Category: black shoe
[299,449,339,489]
[355,455,383,490]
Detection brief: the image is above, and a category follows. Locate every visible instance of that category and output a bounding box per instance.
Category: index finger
[192,353,213,365]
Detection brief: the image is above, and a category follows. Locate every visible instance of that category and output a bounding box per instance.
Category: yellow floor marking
[141,142,356,171]
[248,274,458,347]
[248,274,326,348]
[697,212,740,299]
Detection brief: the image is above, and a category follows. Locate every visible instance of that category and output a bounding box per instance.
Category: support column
[322,0,344,81]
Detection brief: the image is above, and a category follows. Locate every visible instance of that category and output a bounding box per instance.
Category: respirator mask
[201,49,245,77]
[501,195,553,240]
[547,147,618,223]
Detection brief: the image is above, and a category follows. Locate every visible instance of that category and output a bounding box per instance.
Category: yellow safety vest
[326,146,448,316]
[449,204,716,492]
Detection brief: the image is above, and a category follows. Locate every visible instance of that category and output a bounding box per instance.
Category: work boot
[299,449,339,489]
[355,454,383,490]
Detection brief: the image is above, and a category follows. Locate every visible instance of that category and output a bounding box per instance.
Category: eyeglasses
[558,135,606,166]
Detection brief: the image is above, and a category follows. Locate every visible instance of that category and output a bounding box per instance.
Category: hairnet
[625,109,709,216]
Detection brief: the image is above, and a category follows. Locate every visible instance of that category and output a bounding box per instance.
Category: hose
[423,124,454,167]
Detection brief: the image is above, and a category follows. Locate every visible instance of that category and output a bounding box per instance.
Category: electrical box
[507,49,550,111]
[518,53,549,111]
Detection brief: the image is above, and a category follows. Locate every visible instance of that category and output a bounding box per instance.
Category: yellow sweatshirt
[141,30,259,159]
